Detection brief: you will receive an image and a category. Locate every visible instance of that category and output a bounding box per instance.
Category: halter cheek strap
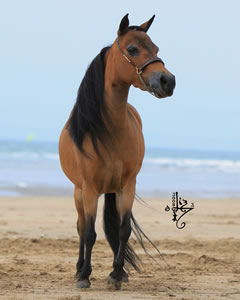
[116,39,164,96]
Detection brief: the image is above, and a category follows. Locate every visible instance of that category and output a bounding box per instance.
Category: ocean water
[0,140,240,198]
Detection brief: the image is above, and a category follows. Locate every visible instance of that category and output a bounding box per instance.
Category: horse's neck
[104,52,130,129]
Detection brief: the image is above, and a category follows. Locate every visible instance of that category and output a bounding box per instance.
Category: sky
[0,0,239,152]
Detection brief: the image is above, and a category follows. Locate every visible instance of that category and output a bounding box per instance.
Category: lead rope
[135,67,156,96]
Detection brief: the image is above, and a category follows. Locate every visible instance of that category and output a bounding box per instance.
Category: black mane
[128,26,145,32]
[68,46,111,157]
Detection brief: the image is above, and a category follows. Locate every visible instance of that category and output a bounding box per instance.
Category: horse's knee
[77,219,85,238]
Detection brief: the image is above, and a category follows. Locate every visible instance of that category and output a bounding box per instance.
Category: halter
[116,39,164,97]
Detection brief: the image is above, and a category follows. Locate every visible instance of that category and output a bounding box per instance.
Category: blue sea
[0,140,240,198]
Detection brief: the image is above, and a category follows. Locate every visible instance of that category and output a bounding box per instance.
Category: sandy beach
[0,195,240,299]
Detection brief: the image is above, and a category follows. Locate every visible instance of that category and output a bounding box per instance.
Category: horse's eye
[127,46,139,56]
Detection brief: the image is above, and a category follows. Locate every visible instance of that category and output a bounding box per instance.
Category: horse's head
[115,14,175,99]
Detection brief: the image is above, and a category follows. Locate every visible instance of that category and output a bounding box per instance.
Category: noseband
[116,39,164,96]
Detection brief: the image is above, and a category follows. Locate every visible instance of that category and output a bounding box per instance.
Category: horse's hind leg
[74,185,99,289]
[107,181,135,290]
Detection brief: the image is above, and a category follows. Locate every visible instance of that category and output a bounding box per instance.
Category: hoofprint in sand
[0,196,240,299]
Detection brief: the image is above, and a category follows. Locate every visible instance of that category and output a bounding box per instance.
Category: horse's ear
[118,13,129,36]
[140,15,155,32]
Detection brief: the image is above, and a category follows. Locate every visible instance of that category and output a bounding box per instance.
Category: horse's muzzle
[149,72,176,98]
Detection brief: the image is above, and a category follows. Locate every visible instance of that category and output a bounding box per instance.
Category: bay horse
[59,14,175,290]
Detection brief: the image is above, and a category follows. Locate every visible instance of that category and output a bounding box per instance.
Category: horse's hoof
[122,271,129,283]
[107,275,122,290]
[76,279,91,289]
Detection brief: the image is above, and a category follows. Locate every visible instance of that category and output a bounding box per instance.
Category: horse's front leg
[75,184,99,289]
[107,179,135,290]
[74,187,85,281]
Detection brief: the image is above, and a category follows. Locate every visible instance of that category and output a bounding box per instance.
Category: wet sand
[0,196,240,299]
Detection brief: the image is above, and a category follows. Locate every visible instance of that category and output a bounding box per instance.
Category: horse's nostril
[160,75,168,87]
[160,73,176,94]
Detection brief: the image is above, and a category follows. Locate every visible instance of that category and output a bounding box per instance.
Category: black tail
[103,193,141,272]
[104,193,164,271]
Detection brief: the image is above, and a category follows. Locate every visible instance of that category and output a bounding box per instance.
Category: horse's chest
[105,160,124,192]
[90,123,144,193]
[98,154,140,193]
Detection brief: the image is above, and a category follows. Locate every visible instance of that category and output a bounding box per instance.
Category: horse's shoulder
[127,103,142,129]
